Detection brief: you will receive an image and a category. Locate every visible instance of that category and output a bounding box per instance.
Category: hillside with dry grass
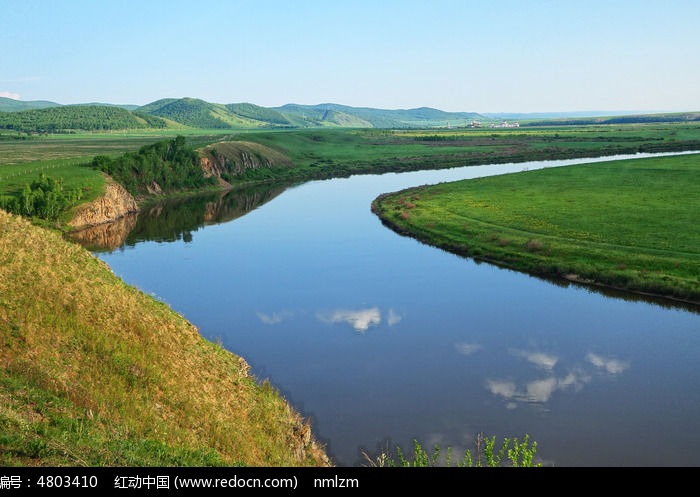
[198,141,295,185]
[0,210,331,467]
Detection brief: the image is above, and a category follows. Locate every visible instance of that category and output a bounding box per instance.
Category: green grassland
[371,153,700,304]
[218,123,700,184]
[3,123,700,226]
[0,130,234,166]
[247,123,700,168]
[0,131,235,226]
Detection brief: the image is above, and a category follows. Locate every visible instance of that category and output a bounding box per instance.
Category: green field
[0,130,235,224]
[3,122,700,228]
[215,123,700,184]
[3,123,700,188]
[372,153,700,304]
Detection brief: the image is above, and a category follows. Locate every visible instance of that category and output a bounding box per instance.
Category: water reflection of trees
[69,182,288,252]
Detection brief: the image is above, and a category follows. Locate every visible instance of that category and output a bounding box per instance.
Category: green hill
[136,98,268,129]
[73,102,140,111]
[0,105,168,133]
[136,98,483,129]
[225,102,293,126]
[6,96,697,132]
[0,97,61,112]
[0,209,331,466]
[275,103,484,128]
[272,104,373,128]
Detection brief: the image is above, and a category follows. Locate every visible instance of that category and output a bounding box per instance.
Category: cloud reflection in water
[510,348,558,371]
[455,343,483,356]
[586,353,630,374]
[317,307,382,332]
[486,350,627,407]
[256,311,294,325]
[257,306,404,333]
[387,308,403,326]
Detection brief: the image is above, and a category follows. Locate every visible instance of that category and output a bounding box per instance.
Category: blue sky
[1,0,699,113]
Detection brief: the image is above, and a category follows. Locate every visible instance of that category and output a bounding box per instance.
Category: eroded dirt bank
[68,177,139,230]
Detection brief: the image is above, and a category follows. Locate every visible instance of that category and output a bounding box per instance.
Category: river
[80,152,700,467]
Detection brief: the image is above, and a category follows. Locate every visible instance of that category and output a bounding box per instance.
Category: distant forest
[0,105,167,133]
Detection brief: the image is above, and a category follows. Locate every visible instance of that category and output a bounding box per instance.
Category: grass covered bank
[371,153,700,305]
[0,210,330,466]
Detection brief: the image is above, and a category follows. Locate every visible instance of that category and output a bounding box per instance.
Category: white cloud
[485,379,517,399]
[510,348,559,370]
[318,307,381,332]
[558,371,591,391]
[256,311,293,325]
[485,352,626,409]
[586,353,630,374]
[488,371,593,406]
[525,377,558,403]
[387,308,402,326]
[0,92,20,100]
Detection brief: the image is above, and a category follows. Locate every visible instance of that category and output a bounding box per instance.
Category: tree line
[91,136,216,197]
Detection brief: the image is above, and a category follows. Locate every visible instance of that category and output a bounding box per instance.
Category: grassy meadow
[3,123,700,201]
[372,153,700,304]
[213,123,700,184]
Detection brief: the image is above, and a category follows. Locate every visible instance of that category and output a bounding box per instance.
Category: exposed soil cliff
[68,177,139,230]
[198,140,294,182]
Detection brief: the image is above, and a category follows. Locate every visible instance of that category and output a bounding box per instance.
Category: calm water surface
[87,154,700,467]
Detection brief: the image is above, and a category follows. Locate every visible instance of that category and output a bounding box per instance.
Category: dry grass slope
[0,210,330,466]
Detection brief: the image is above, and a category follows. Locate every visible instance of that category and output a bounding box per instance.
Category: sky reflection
[486,350,628,406]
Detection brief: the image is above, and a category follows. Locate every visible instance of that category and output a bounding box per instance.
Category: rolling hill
[2,95,699,132]
[135,98,374,128]
[0,105,168,132]
[274,103,483,128]
[0,96,61,112]
[136,98,270,129]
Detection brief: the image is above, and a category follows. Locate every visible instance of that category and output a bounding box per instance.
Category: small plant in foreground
[364,433,541,467]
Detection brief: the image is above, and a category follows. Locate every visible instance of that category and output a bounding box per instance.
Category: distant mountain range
[0,97,63,112]
[1,96,698,132]
[0,96,485,131]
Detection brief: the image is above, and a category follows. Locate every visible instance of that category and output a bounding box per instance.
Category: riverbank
[371,153,700,306]
[0,209,332,466]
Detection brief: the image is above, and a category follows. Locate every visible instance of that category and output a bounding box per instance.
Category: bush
[0,173,80,220]
[92,136,216,196]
